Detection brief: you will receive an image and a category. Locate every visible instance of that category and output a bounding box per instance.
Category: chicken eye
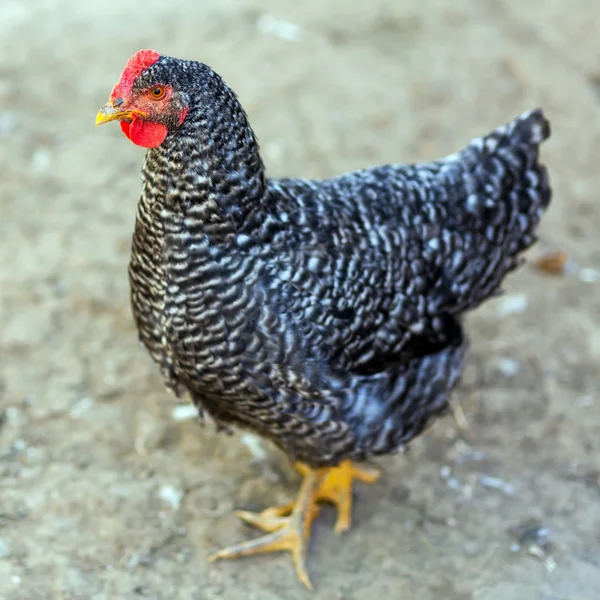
[150,86,166,100]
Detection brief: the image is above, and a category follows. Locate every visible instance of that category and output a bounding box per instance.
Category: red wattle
[120,120,132,140]
[121,118,168,148]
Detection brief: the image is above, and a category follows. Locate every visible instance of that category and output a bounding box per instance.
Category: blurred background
[1,0,599,598]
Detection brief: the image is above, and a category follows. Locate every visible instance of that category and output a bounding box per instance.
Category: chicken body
[98,52,551,587]
[126,57,550,467]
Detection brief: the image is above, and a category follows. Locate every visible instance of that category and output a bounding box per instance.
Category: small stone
[13,439,27,452]
[535,250,570,275]
[479,473,515,496]
[439,465,452,479]
[447,476,462,491]
[5,407,24,428]
[0,112,17,137]
[0,537,9,558]
[544,555,558,573]
[69,396,93,419]
[171,404,198,422]
[578,268,599,283]
[498,358,520,377]
[256,15,304,42]
[240,433,268,461]
[496,293,528,317]
[31,148,52,172]
[158,485,184,510]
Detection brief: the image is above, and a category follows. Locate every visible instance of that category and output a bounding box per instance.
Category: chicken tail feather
[438,109,552,313]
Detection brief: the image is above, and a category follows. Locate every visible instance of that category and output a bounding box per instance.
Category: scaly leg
[302,460,381,533]
[209,461,380,589]
[209,467,324,590]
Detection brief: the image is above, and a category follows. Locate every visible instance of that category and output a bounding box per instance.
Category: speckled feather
[127,55,551,467]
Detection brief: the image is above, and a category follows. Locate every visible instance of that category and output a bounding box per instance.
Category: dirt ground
[1,0,599,598]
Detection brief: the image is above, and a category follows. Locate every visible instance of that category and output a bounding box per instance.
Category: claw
[234,502,296,532]
[209,461,380,588]
[209,470,322,589]
[312,461,380,534]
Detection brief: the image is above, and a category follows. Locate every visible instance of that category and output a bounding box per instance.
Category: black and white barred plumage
[127,55,551,467]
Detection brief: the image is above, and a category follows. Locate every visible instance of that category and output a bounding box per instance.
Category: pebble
[447,477,462,491]
[69,396,93,419]
[256,15,304,42]
[578,268,599,283]
[0,538,9,558]
[440,465,463,492]
[498,358,520,377]
[171,404,198,422]
[479,474,515,496]
[496,293,528,317]
[509,520,556,572]
[440,465,452,479]
[158,484,184,510]
[241,433,268,460]
[31,148,52,172]
[5,407,24,428]
[13,439,27,452]
[535,250,571,275]
[0,112,17,137]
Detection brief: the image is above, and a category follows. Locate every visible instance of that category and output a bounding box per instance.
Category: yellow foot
[209,468,323,590]
[209,461,380,589]
[298,460,380,534]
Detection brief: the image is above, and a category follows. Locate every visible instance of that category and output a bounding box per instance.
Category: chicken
[96,50,552,588]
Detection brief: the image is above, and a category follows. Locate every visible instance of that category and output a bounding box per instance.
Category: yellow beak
[95,102,147,126]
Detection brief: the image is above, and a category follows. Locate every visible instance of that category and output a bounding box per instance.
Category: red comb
[110,49,160,100]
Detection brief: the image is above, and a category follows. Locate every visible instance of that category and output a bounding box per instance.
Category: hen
[97,50,551,588]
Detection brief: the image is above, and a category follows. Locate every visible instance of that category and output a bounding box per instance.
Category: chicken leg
[209,460,380,589]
